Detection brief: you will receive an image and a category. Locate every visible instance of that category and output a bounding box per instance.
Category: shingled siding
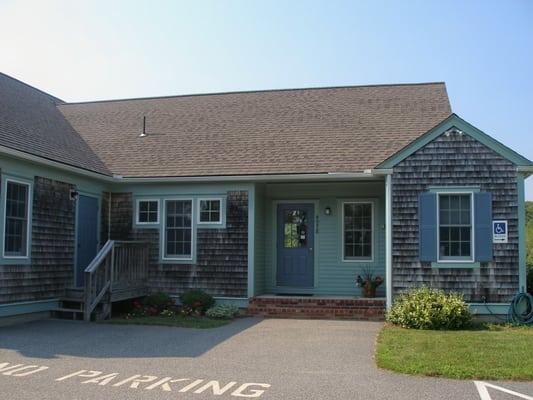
[104,191,248,298]
[391,130,518,303]
[0,176,75,304]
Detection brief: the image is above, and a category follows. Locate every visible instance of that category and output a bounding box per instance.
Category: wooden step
[54,307,83,313]
[60,297,84,304]
[65,288,84,299]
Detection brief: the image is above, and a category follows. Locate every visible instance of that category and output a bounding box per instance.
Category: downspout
[517,173,526,293]
[385,173,393,310]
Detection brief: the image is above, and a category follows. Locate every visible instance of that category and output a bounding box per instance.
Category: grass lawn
[376,324,533,380]
[101,315,232,329]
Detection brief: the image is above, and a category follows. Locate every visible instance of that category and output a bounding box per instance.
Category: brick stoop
[247,296,385,320]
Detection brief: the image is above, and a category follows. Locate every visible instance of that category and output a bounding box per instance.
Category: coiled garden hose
[507,292,533,325]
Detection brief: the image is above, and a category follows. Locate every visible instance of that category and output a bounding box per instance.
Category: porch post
[385,174,393,310]
[247,183,256,298]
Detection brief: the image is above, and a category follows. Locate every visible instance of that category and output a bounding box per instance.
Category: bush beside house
[386,287,472,330]
[105,291,235,328]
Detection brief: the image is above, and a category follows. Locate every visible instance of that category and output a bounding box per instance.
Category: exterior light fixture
[324,206,332,216]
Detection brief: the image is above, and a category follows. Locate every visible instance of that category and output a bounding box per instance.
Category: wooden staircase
[54,241,150,321]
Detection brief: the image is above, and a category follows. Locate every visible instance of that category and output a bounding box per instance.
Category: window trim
[197,197,223,225]
[161,197,194,262]
[135,198,160,225]
[436,190,475,264]
[2,177,32,260]
[341,200,374,263]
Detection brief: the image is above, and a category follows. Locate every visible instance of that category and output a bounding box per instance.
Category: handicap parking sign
[492,220,508,243]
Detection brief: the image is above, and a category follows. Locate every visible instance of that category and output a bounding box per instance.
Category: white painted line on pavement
[474,381,533,400]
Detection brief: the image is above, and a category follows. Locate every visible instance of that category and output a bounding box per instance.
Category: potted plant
[356,269,383,298]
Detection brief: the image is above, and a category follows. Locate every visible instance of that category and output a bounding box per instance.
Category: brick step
[247,297,385,320]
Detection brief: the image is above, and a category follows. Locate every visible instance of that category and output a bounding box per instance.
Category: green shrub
[206,304,240,319]
[179,290,215,315]
[143,292,174,314]
[387,287,472,330]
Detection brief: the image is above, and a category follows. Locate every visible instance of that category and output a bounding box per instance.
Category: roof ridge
[0,72,65,104]
[59,81,447,106]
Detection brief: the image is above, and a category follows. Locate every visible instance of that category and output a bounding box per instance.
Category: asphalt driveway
[0,317,532,399]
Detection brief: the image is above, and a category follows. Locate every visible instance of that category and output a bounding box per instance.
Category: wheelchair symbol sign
[493,220,508,243]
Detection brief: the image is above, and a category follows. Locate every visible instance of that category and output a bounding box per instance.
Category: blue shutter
[419,192,437,262]
[474,192,493,262]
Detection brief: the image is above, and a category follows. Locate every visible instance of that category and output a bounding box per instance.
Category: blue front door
[76,195,99,287]
[277,203,314,287]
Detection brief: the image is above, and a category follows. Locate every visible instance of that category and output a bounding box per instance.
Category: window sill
[160,257,195,264]
[0,257,32,266]
[431,261,480,269]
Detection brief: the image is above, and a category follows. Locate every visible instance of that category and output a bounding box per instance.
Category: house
[0,72,531,322]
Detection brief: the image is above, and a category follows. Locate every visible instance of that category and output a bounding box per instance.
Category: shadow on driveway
[0,317,261,360]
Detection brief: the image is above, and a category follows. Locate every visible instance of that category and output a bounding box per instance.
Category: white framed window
[437,192,474,262]
[3,179,31,258]
[162,199,193,260]
[136,199,159,224]
[198,198,222,224]
[342,201,374,262]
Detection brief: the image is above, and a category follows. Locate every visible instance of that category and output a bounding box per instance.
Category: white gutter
[113,171,383,183]
[385,172,393,310]
[0,146,386,184]
[370,168,394,175]
[0,145,114,182]
[517,166,533,173]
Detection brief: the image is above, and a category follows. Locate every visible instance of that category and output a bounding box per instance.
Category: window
[136,199,159,224]
[164,199,192,259]
[4,180,30,257]
[343,202,373,261]
[198,199,222,224]
[283,209,307,248]
[438,193,473,261]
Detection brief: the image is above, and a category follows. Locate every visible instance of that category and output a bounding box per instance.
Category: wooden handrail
[85,240,114,273]
[83,240,150,321]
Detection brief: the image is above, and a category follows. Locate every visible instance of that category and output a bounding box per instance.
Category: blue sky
[1,0,532,197]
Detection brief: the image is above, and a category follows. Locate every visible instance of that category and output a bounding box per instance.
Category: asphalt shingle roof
[0,73,110,175]
[57,83,451,178]
[0,73,452,178]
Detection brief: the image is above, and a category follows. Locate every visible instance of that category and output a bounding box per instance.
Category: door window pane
[165,200,192,258]
[4,181,29,257]
[283,209,307,248]
[343,202,372,260]
[438,194,472,260]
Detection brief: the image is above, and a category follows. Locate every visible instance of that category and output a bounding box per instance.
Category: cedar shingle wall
[0,176,75,304]
[105,191,248,298]
[392,130,518,303]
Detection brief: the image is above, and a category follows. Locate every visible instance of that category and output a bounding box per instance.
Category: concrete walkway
[0,318,531,399]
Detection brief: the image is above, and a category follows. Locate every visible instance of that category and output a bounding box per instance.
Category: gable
[376,114,533,170]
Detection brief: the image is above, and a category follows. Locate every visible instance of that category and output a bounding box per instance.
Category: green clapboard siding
[254,183,266,296]
[259,181,386,296]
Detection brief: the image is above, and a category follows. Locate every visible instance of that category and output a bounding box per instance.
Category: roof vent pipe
[140,116,147,137]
